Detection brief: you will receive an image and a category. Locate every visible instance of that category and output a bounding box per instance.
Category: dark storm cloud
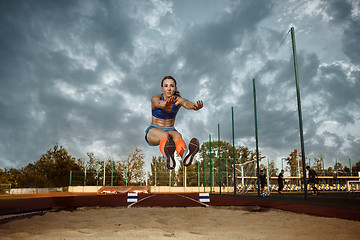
[346,136,360,159]
[323,0,353,23]
[172,0,275,131]
[229,0,360,165]
[221,18,359,163]
[322,0,360,65]
[314,63,359,124]
[0,0,359,171]
[0,0,141,167]
[177,0,274,88]
[343,20,360,65]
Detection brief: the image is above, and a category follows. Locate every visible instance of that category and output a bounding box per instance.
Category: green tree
[83,152,102,186]
[313,154,325,173]
[201,141,237,187]
[92,158,118,187]
[325,166,334,176]
[334,161,344,176]
[1,168,21,187]
[18,163,47,188]
[85,152,100,171]
[284,149,303,177]
[0,169,4,184]
[0,145,82,188]
[148,156,175,186]
[118,147,145,186]
[177,159,199,187]
[343,166,351,176]
[259,160,278,177]
[36,144,82,187]
[200,141,265,187]
[351,160,360,176]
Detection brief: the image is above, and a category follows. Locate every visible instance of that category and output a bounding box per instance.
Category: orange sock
[159,138,168,157]
[175,138,187,158]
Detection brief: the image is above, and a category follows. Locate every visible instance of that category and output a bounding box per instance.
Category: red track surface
[1,193,359,221]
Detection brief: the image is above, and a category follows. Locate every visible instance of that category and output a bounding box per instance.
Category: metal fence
[69,170,360,193]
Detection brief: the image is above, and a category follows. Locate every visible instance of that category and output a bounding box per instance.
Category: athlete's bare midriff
[152,116,176,127]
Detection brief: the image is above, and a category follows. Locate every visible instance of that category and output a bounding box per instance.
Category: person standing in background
[259,170,266,196]
[277,169,284,194]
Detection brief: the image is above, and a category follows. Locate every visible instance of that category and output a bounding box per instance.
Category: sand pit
[0,206,359,240]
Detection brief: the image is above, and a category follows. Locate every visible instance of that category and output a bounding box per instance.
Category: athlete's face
[161,78,177,97]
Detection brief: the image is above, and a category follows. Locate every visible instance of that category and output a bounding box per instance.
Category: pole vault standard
[236,159,257,194]
[291,27,308,199]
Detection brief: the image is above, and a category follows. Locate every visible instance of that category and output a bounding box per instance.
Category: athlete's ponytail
[174,90,181,97]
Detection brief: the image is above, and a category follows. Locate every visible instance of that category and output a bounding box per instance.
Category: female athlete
[145,76,203,169]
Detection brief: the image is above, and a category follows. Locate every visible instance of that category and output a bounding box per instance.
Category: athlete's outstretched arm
[178,98,203,111]
[151,95,177,109]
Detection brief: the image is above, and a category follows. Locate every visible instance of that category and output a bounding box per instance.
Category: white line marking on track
[127,194,156,208]
[176,194,210,207]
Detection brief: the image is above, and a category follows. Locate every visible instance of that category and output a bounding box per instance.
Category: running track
[1,193,359,222]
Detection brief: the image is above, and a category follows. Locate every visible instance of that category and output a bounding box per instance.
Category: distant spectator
[306,166,318,195]
[259,170,266,196]
[278,170,284,194]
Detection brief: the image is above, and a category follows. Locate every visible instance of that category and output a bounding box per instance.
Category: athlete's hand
[193,100,203,111]
[164,95,177,108]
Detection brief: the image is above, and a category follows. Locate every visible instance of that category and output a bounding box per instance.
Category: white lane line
[176,194,210,207]
[127,194,156,208]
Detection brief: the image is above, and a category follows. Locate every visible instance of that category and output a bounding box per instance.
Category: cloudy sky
[1,0,359,173]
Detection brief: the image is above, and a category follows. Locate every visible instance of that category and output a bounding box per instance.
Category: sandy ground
[0,206,359,240]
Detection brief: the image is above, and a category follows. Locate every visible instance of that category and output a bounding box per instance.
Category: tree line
[0,144,146,188]
[284,149,360,177]
[1,142,359,188]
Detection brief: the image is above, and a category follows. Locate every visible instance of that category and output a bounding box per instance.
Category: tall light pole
[291,27,307,199]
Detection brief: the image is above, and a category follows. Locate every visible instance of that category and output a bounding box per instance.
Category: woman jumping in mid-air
[145,76,203,169]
